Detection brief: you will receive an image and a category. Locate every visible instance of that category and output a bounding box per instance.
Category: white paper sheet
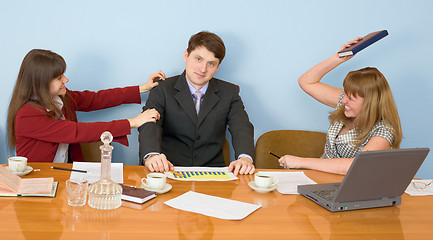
[70,162,123,184]
[257,171,316,194]
[164,191,261,220]
[165,166,238,181]
[405,179,433,196]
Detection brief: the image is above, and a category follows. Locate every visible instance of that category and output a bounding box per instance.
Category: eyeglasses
[412,180,433,189]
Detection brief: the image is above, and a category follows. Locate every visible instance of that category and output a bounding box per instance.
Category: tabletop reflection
[177,211,214,240]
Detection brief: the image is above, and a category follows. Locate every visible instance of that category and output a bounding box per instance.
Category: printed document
[165,166,238,181]
[258,171,316,194]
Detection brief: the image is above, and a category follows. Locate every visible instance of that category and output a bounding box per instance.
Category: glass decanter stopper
[88,131,122,210]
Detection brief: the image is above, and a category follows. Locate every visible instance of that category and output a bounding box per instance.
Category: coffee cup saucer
[248,181,277,193]
[141,183,172,194]
[5,166,33,177]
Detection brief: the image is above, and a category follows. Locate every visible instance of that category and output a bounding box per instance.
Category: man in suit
[138,31,255,175]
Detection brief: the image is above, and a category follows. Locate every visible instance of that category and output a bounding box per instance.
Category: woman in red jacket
[7,49,163,163]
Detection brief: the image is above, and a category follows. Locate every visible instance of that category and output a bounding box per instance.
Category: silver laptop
[297,148,430,212]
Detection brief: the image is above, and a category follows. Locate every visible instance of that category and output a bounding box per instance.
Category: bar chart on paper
[171,171,230,180]
[165,167,238,181]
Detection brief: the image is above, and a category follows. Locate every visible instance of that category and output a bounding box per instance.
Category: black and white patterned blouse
[321,92,395,159]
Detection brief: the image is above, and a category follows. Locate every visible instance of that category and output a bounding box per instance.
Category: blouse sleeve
[336,91,345,109]
[369,121,395,146]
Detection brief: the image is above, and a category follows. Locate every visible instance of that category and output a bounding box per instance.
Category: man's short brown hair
[187,31,226,64]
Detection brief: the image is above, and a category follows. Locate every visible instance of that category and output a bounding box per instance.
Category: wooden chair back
[255,130,327,169]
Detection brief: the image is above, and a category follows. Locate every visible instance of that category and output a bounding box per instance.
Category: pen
[269,152,281,159]
[51,166,87,173]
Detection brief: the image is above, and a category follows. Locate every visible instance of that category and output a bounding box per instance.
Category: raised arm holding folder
[338,30,388,57]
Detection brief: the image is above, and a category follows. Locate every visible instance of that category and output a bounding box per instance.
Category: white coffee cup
[8,156,28,172]
[254,172,277,189]
[141,173,166,190]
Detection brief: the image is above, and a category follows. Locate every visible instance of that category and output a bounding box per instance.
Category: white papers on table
[405,179,433,196]
[70,162,123,184]
[258,171,316,194]
[164,191,261,220]
[165,166,238,181]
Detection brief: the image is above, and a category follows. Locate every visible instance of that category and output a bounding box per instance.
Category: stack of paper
[405,179,433,196]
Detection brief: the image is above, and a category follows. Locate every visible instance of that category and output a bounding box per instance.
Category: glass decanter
[88,131,122,210]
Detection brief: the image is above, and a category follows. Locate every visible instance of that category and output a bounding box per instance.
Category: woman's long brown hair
[7,49,74,148]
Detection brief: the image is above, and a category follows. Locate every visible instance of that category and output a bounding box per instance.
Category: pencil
[51,166,87,173]
[269,152,281,159]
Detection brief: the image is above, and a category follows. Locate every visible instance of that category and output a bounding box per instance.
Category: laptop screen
[334,148,430,203]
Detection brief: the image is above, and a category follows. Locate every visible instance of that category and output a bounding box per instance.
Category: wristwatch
[143,153,159,165]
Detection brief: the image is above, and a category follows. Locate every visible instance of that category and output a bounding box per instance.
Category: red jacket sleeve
[15,104,132,145]
[67,86,141,112]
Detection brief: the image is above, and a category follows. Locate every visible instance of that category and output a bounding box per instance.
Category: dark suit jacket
[138,72,255,167]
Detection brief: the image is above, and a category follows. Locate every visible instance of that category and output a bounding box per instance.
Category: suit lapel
[197,79,220,127]
[174,74,198,125]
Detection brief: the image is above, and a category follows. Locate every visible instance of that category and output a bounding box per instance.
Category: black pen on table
[269,152,281,159]
[51,166,87,173]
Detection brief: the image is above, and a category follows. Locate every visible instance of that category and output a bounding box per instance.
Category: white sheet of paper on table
[257,171,317,194]
[164,191,261,220]
[70,162,123,184]
[405,179,433,196]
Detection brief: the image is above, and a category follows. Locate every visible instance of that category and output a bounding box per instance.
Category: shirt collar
[52,96,64,109]
[186,79,209,96]
[29,95,64,112]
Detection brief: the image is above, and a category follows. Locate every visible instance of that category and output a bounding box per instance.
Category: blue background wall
[1,1,432,178]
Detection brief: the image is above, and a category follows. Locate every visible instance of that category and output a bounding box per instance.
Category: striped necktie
[192,91,204,114]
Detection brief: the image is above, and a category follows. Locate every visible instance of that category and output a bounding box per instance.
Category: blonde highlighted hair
[329,67,402,148]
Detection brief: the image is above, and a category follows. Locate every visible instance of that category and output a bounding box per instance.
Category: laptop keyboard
[312,190,336,201]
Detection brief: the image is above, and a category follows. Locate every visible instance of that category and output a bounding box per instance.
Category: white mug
[8,156,28,172]
[254,172,277,189]
[141,173,166,190]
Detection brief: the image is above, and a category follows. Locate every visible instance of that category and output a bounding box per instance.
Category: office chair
[80,142,101,162]
[255,130,327,169]
[223,138,230,166]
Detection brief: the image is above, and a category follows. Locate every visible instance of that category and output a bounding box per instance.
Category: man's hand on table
[144,154,174,172]
[228,157,255,175]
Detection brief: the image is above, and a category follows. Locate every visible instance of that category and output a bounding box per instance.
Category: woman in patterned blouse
[278,38,402,175]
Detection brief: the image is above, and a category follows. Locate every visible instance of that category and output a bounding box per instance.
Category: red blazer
[15,86,141,162]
